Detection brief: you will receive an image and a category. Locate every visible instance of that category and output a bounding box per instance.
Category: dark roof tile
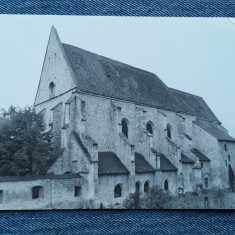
[191,148,210,162]
[195,118,235,142]
[98,152,129,175]
[170,88,220,122]
[135,152,155,173]
[62,43,182,112]
[160,154,178,171]
[180,153,195,164]
[62,43,221,123]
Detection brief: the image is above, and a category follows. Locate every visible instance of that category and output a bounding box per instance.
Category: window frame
[74,186,82,197]
[144,181,150,193]
[114,184,122,198]
[121,119,129,138]
[32,186,44,199]
[146,122,153,135]
[49,82,55,99]
[164,180,169,191]
[166,124,172,139]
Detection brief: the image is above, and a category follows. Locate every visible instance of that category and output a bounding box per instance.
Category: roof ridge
[170,87,202,99]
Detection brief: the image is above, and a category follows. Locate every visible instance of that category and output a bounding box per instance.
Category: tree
[0,106,61,176]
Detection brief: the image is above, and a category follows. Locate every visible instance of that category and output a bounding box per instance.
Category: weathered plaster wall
[34,28,76,106]
[193,123,228,188]
[98,174,130,207]
[0,176,85,210]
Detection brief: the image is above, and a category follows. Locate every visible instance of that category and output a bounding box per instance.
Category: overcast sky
[0,15,235,136]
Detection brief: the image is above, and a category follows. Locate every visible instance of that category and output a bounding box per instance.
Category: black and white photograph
[0,16,235,210]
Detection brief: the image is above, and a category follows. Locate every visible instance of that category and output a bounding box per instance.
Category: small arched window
[146,122,153,135]
[167,124,172,139]
[228,155,231,162]
[114,184,122,198]
[144,181,150,193]
[164,180,169,191]
[136,182,140,193]
[224,144,227,151]
[122,119,129,138]
[49,82,55,99]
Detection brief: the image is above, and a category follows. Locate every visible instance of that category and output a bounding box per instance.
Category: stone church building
[0,26,235,210]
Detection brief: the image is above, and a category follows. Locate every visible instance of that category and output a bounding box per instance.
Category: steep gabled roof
[62,42,222,124]
[191,148,210,162]
[195,118,235,142]
[170,88,220,123]
[180,153,195,164]
[135,153,155,173]
[98,152,129,175]
[62,43,182,112]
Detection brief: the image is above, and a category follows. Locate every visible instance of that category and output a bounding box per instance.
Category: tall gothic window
[144,181,150,193]
[122,119,129,138]
[164,180,169,191]
[114,184,122,198]
[167,124,172,139]
[49,82,55,99]
[224,144,227,151]
[146,122,153,135]
[136,182,140,193]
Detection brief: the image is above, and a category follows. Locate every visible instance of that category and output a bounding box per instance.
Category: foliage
[123,186,173,209]
[0,106,61,176]
[141,186,173,209]
[123,191,141,209]
[191,191,199,196]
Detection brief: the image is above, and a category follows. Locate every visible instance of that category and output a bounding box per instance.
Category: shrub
[123,186,173,209]
[191,191,199,196]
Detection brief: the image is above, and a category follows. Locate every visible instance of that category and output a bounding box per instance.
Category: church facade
[0,26,234,210]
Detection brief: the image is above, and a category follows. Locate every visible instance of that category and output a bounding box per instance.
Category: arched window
[114,184,122,198]
[32,186,44,199]
[144,181,150,193]
[49,82,55,99]
[228,155,231,162]
[167,124,172,139]
[164,180,169,191]
[224,144,227,151]
[136,182,140,193]
[146,122,153,135]
[122,119,129,138]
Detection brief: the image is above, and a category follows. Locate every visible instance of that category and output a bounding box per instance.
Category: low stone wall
[0,174,92,210]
